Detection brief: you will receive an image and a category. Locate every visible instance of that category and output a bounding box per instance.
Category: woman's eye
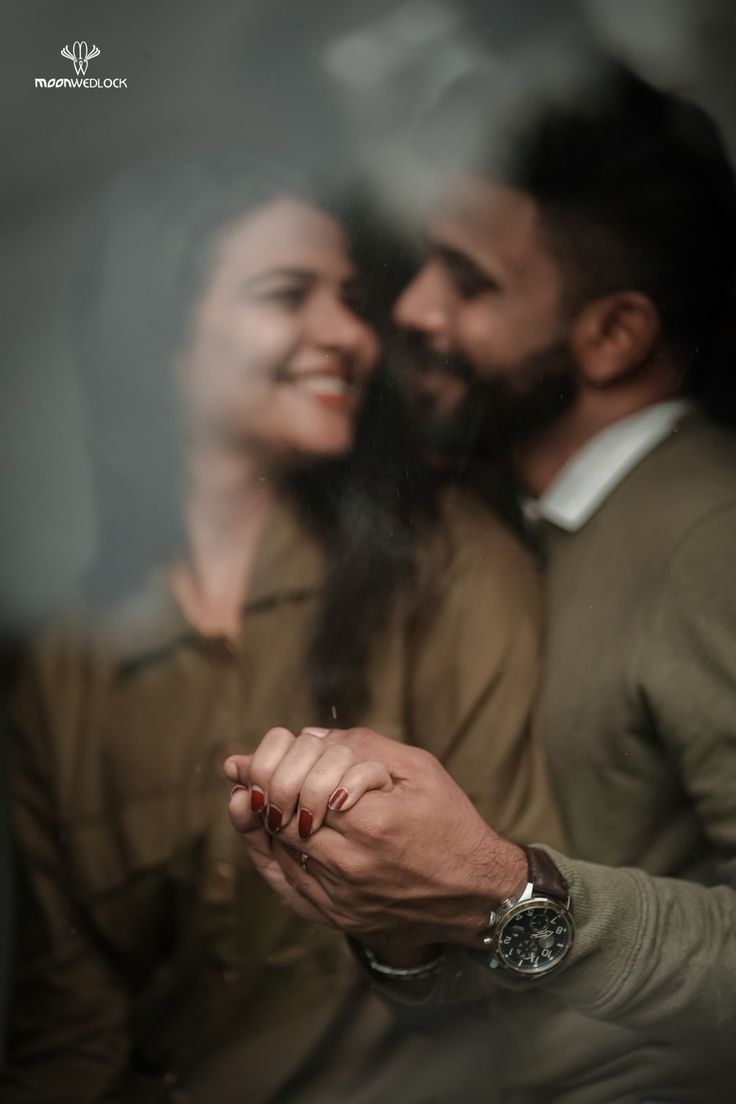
[258,285,307,309]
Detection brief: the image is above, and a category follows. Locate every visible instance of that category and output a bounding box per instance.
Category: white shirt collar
[524,399,694,533]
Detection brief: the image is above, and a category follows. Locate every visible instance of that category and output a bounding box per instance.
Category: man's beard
[397,334,578,465]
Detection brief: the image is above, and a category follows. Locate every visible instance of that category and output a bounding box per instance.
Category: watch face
[496,898,573,976]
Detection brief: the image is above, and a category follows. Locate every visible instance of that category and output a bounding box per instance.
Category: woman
[2,152,562,1103]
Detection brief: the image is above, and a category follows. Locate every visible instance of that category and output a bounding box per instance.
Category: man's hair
[499,66,736,381]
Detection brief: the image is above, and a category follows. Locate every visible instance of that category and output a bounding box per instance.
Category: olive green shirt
[2,489,562,1103]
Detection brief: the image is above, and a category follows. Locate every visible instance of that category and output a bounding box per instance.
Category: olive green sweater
[504,411,736,1102]
[376,412,736,1103]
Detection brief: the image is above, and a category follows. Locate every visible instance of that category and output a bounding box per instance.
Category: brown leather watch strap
[524,845,569,902]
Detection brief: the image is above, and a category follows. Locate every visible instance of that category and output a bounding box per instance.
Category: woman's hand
[224,727,394,928]
[229,801,328,925]
[230,726,526,947]
[224,726,393,840]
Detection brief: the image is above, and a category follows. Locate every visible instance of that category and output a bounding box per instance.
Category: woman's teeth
[297,374,350,397]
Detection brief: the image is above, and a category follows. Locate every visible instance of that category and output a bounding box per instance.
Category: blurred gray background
[2,0,736,622]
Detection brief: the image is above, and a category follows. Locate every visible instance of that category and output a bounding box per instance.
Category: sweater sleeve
[537,502,736,1043]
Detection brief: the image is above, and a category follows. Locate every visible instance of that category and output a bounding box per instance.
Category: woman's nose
[309,293,373,355]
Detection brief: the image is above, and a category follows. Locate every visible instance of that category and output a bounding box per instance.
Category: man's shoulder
[639,412,736,496]
[606,412,736,542]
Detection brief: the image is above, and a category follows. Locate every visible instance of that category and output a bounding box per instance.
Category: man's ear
[571,291,661,386]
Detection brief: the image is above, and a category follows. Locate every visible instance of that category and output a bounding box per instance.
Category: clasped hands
[224,726,526,952]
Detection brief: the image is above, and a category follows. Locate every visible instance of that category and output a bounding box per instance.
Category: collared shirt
[523,398,694,533]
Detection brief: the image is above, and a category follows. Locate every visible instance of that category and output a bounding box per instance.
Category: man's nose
[393,263,450,339]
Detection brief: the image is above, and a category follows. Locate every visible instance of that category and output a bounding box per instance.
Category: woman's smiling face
[176,195,379,464]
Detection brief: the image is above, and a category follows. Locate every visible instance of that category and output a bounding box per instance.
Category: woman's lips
[287,371,359,410]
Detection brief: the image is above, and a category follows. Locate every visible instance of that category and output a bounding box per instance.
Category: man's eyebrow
[428,241,507,290]
[429,242,487,276]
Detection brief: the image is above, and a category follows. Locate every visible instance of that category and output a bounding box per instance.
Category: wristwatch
[474,845,574,978]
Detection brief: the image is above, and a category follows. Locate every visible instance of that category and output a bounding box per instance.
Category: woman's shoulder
[430,483,537,576]
[411,483,541,629]
[14,572,180,695]
[15,603,104,684]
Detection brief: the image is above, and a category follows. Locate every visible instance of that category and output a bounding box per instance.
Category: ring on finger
[300,852,310,874]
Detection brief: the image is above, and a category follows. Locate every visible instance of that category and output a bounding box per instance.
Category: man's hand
[228,727,527,948]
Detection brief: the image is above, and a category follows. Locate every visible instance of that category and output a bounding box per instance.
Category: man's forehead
[430,174,542,264]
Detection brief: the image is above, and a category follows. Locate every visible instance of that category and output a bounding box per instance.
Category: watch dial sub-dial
[497,902,572,975]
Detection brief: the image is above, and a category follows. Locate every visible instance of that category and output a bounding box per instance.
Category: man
[229,68,736,1101]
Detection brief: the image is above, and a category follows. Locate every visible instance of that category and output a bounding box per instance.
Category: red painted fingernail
[250,786,265,813]
[267,804,283,832]
[298,809,314,839]
[230,784,248,799]
[328,787,349,811]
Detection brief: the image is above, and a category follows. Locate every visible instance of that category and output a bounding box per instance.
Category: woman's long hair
[75,149,436,722]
